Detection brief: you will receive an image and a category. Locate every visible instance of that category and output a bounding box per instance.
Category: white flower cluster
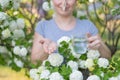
[40,70,50,79]
[0,46,8,54]
[14,58,24,68]
[29,69,40,80]
[42,1,53,11]
[13,46,28,57]
[0,0,10,9]
[67,60,78,71]
[109,77,119,80]
[87,75,100,80]
[0,12,7,22]
[0,0,21,10]
[87,50,100,59]
[85,59,94,68]
[2,28,11,39]
[49,72,64,80]
[78,60,87,69]
[57,36,71,45]
[98,58,109,68]
[48,53,64,67]
[69,70,83,80]
[1,18,25,39]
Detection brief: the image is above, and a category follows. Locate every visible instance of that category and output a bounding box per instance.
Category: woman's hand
[40,38,57,54]
[87,33,102,50]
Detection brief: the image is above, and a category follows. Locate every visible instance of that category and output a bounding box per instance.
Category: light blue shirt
[35,18,98,42]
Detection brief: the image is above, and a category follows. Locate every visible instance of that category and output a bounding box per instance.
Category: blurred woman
[31,0,111,63]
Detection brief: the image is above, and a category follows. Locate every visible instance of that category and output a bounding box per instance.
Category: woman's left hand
[87,33,102,50]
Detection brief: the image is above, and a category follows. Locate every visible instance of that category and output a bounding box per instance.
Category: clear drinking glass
[72,36,87,54]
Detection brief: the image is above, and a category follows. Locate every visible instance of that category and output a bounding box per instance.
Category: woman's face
[52,0,76,16]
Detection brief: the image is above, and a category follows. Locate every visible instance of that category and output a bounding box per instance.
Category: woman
[31,0,111,63]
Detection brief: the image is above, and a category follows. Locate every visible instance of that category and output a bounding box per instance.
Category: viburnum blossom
[87,50,100,59]
[17,18,25,29]
[13,29,25,39]
[48,53,64,67]
[42,1,50,11]
[57,36,71,45]
[67,60,78,71]
[109,77,119,80]
[9,20,17,31]
[0,12,7,22]
[14,58,24,68]
[78,60,87,69]
[0,46,8,54]
[0,0,10,9]
[98,58,109,68]
[49,72,64,80]
[13,46,21,55]
[87,75,100,80]
[85,59,94,68]
[40,70,50,79]
[29,69,39,80]
[69,70,83,80]
[2,28,11,39]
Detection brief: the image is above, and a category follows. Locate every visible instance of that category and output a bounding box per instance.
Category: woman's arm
[31,32,57,64]
[31,32,48,64]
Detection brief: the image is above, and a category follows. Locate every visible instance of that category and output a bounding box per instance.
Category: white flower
[17,18,25,29]
[42,1,50,11]
[100,72,104,77]
[14,58,24,68]
[37,66,46,73]
[20,47,28,56]
[40,70,50,79]
[57,36,71,45]
[11,40,16,46]
[78,60,87,69]
[0,46,8,54]
[2,28,11,39]
[87,50,100,59]
[13,2,20,10]
[0,12,6,21]
[109,77,119,80]
[98,58,109,68]
[0,0,10,9]
[3,20,9,27]
[87,75,100,80]
[85,59,94,68]
[50,1,54,9]
[49,72,64,80]
[117,74,120,80]
[0,25,4,29]
[29,69,39,80]
[12,0,21,10]
[13,46,21,55]
[69,70,83,80]
[13,29,25,39]
[67,60,78,71]
[77,10,86,18]
[89,0,94,3]
[48,53,64,67]
[9,20,17,31]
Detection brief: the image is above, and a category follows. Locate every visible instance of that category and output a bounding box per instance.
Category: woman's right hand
[40,38,57,54]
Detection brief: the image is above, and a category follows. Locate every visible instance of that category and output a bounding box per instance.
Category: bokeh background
[0,0,120,80]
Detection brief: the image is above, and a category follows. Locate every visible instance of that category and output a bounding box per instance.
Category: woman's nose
[61,0,68,11]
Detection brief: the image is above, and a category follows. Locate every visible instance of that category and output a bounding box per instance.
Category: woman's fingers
[87,33,102,50]
[48,42,57,54]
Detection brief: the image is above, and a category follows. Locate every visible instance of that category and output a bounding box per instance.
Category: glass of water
[72,36,88,54]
